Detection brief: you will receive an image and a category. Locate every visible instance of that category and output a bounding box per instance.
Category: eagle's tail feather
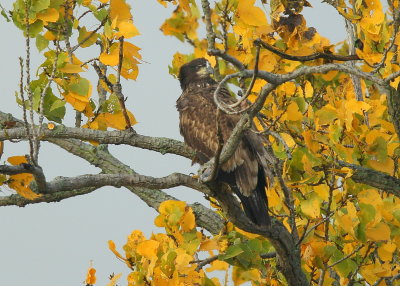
[234,168,270,226]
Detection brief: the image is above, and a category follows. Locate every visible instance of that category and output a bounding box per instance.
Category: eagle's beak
[206,61,214,75]
[197,61,214,77]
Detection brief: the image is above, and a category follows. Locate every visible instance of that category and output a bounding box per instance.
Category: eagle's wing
[177,85,262,196]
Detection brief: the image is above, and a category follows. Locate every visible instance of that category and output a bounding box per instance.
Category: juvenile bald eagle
[177,58,273,226]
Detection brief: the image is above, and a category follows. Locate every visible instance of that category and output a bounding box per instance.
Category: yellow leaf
[368,158,394,175]
[175,249,193,271]
[110,0,132,24]
[36,8,59,23]
[64,91,91,112]
[136,240,160,259]
[60,63,84,73]
[206,260,229,272]
[301,195,321,218]
[286,102,302,121]
[47,123,55,130]
[44,31,56,40]
[304,81,313,98]
[103,111,137,130]
[199,239,219,251]
[107,273,122,286]
[8,155,28,165]
[116,21,140,39]
[377,242,396,262]
[99,50,119,66]
[366,222,391,241]
[335,214,357,238]
[236,0,267,26]
[85,267,97,285]
[232,267,261,285]
[313,185,329,201]
[108,240,126,261]
[8,173,41,199]
[180,207,196,232]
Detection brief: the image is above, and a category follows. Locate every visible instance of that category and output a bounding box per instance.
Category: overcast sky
[0,1,345,285]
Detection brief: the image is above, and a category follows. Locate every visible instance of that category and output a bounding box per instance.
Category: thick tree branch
[42,173,211,195]
[0,118,195,160]
[337,160,400,197]
[0,111,223,234]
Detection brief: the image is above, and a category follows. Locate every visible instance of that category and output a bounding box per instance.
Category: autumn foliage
[2,0,400,285]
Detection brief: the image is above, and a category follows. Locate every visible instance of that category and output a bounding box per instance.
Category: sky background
[0,1,345,285]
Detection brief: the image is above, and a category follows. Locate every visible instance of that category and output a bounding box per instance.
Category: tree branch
[255,39,360,62]
[42,172,211,195]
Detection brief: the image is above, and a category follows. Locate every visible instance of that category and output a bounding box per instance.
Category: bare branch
[255,39,360,62]
[18,57,34,162]
[24,0,37,165]
[0,124,194,160]
[93,61,113,89]
[42,172,211,195]
[71,17,107,53]
[36,41,60,164]
[326,245,363,269]
[191,255,219,272]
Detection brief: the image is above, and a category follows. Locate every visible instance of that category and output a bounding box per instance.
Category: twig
[326,245,363,269]
[36,41,60,164]
[229,44,260,108]
[190,255,219,272]
[18,57,34,163]
[297,213,334,245]
[255,39,360,62]
[208,48,246,70]
[201,0,216,53]
[24,0,38,165]
[253,125,292,160]
[212,72,253,115]
[371,10,399,73]
[71,17,107,53]
[260,251,276,259]
[113,37,133,130]
[93,62,113,89]
[81,57,99,67]
[276,161,299,241]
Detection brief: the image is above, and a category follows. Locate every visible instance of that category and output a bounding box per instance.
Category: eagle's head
[178,58,214,90]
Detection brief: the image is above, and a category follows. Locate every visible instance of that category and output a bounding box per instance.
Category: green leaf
[219,245,244,260]
[204,277,216,286]
[69,78,90,96]
[31,0,50,12]
[0,174,7,185]
[78,26,97,48]
[0,4,10,22]
[356,222,367,242]
[94,8,108,21]
[358,203,376,225]
[28,20,44,37]
[36,34,49,51]
[50,99,66,112]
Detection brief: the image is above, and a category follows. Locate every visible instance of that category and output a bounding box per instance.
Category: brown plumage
[177,58,273,226]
